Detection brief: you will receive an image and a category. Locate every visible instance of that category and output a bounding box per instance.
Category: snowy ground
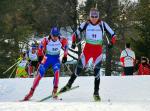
[0,76,150,111]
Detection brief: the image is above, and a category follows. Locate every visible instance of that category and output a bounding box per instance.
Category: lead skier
[60,8,116,101]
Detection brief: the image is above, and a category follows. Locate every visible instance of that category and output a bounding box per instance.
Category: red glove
[111,36,116,45]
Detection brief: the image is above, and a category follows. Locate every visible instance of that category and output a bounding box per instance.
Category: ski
[19,97,62,102]
[51,97,63,101]
[38,85,79,102]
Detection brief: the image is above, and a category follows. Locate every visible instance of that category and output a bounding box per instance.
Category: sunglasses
[91,16,98,18]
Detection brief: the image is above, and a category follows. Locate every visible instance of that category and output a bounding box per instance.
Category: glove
[71,42,76,49]
[108,36,116,49]
[62,56,67,63]
[17,57,23,61]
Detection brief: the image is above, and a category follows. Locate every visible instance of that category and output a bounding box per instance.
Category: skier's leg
[68,58,83,85]
[94,61,101,94]
[28,63,33,77]
[53,70,59,89]
[24,56,50,101]
[52,62,60,98]
[23,74,42,101]
[60,55,86,93]
[93,61,101,101]
[33,61,38,77]
[23,63,46,101]
[93,51,102,101]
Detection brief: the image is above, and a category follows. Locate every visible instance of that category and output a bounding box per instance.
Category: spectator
[120,43,135,75]
[133,56,141,75]
[138,57,150,75]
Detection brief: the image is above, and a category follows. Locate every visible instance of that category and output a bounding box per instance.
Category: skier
[60,8,116,101]
[120,43,135,75]
[23,27,68,101]
[16,52,28,78]
[32,38,45,64]
[27,44,39,77]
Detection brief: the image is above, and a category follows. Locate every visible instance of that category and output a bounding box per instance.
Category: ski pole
[9,65,17,78]
[104,33,110,45]
[3,61,19,74]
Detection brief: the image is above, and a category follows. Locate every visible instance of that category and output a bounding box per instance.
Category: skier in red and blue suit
[23,27,68,101]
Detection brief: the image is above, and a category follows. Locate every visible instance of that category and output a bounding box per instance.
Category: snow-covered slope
[0,76,150,111]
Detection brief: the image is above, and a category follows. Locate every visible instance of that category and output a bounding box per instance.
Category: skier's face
[51,35,59,41]
[90,16,99,24]
[141,59,147,64]
[89,9,99,24]
[32,48,36,53]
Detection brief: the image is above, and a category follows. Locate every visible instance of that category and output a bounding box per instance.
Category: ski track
[0,76,150,111]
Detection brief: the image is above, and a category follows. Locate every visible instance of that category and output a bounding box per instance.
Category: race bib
[46,40,62,55]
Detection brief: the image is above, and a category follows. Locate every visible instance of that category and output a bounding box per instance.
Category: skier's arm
[120,51,125,66]
[71,22,87,49]
[37,41,44,57]
[103,22,116,45]
[41,37,47,55]
[61,37,68,63]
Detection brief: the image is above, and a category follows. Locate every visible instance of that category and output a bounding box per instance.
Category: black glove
[62,56,67,63]
[71,42,76,49]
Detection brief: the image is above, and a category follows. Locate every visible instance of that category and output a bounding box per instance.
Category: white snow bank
[0,75,150,111]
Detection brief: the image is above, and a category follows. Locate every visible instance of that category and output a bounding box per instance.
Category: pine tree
[132,0,150,58]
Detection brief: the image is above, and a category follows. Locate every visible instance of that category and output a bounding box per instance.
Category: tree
[0,0,33,77]
[132,0,150,59]
[0,0,78,78]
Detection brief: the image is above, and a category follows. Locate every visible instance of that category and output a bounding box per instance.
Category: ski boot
[93,92,101,102]
[59,84,71,93]
[59,73,77,93]
[23,88,34,101]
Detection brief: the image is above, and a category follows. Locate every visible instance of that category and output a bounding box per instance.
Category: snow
[0,76,150,111]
